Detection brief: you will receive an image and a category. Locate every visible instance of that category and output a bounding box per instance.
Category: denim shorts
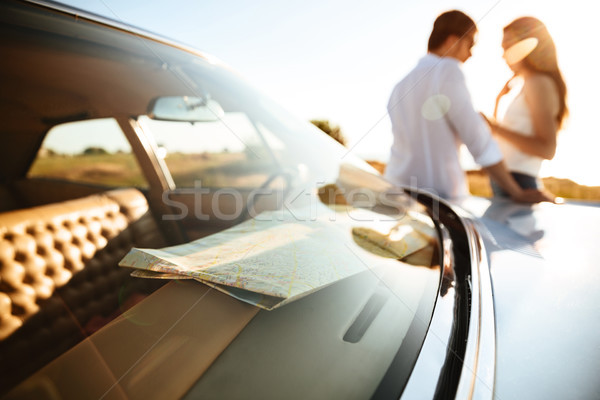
[491,171,540,198]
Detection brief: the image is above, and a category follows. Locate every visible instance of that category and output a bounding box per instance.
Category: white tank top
[498,76,560,177]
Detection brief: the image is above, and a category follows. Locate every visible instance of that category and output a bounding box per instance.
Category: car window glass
[139,114,279,189]
[28,118,148,188]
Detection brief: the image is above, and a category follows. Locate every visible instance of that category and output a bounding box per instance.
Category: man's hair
[428,10,477,51]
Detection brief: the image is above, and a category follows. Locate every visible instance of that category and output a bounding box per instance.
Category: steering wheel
[236,168,297,223]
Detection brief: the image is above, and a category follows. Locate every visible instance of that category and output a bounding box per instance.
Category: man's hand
[484,161,558,204]
[511,188,557,204]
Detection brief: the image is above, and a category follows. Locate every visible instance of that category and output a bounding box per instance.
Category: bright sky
[59,0,598,185]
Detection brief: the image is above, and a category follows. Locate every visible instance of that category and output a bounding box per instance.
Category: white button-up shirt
[384,54,502,199]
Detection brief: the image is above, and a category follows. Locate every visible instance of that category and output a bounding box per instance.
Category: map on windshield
[119,203,434,309]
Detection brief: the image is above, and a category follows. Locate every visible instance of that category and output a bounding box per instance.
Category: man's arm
[441,62,505,168]
[439,64,552,203]
[484,161,555,203]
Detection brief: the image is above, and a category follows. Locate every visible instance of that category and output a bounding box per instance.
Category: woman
[486,17,568,196]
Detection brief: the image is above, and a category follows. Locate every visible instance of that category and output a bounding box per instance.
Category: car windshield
[134,38,367,192]
[1,1,444,398]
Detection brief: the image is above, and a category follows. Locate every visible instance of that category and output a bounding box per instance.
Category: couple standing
[384,10,567,202]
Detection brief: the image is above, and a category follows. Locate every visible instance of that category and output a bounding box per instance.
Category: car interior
[0,1,323,392]
[0,2,190,392]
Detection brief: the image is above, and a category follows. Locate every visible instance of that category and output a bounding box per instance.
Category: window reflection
[139,115,278,188]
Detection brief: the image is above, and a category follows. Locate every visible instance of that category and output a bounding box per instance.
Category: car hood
[456,197,600,400]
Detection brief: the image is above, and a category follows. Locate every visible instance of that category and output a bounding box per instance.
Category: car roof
[0,0,218,181]
[25,0,216,62]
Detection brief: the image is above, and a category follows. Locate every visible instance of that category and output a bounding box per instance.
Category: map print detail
[119,203,432,309]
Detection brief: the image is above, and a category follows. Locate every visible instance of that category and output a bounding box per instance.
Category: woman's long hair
[499,17,568,128]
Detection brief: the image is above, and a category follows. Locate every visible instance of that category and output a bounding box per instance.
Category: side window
[138,114,278,188]
[28,118,148,188]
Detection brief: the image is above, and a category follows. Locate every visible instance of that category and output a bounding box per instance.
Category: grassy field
[162,152,276,188]
[466,169,600,201]
[366,160,600,202]
[29,153,148,187]
[29,151,277,189]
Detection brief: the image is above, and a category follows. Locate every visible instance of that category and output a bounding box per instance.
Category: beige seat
[0,189,166,393]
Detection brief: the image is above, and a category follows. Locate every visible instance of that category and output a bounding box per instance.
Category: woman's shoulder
[524,74,557,94]
[523,74,560,109]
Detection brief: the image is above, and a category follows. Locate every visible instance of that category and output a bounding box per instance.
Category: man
[384,10,551,202]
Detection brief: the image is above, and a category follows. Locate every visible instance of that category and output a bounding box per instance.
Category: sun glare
[503,38,538,66]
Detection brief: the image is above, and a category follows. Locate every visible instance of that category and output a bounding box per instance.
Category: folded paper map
[351,212,437,260]
[119,203,434,310]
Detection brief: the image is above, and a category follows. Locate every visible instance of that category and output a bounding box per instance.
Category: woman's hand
[497,79,512,100]
[480,112,498,132]
[494,76,515,118]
